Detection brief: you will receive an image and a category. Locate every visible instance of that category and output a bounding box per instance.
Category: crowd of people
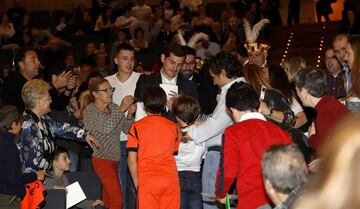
[0,0,360,209]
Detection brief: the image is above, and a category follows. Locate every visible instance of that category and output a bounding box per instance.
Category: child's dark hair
[172,96,201,124]
[143,86,167,114]
[53,146,69,161]
[0,105,21,133]
[226,81,260,111]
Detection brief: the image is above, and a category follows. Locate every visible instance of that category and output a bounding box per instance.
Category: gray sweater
[83,103,133,161]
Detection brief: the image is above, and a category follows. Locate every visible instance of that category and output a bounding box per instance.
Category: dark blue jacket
[0,132,36,199]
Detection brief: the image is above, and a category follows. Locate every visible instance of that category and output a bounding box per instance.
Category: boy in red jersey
[215,82,293,209]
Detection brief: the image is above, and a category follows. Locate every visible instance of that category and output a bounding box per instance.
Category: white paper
[66,181,86,209]
[159,84,178,100]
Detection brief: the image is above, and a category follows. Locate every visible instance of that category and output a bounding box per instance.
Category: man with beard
[324,48,346,99]
[181,46,217,115]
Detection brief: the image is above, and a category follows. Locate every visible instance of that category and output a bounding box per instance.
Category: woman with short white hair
[19,79,99,174]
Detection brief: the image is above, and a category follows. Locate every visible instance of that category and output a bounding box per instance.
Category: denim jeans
[202,150,223,209]
[118,141,137,209]
[179,171,203,209]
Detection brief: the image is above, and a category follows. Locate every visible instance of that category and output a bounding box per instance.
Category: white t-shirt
[106,72,141,141]
[175,126,205,172]
[290,97,304,115]
[175,141,205,172]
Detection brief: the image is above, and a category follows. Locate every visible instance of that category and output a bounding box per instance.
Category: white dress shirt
[187,77,246,148]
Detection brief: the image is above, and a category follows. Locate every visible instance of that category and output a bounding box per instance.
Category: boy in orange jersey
[127,86,180,209]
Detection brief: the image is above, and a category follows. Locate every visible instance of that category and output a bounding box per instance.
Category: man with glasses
[134,43,199,122]
[180,47,197,81]
[181,46,217,115]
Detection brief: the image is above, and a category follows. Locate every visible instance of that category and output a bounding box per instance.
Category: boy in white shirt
[173,96,205,209]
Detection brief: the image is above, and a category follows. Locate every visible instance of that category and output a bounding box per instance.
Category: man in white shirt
[134,43,199,122]
[183,52,245,209]
[105,44,140,209]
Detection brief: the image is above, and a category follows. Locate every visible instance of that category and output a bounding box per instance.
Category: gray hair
[262,144,308,194]
[22,79,51,109]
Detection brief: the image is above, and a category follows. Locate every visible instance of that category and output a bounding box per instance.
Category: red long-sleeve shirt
[215,116,292,209]
[309,96,350,152]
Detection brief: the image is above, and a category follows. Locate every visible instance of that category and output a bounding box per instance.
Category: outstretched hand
[85,134,100,148]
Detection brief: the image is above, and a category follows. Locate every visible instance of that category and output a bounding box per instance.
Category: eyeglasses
[184,61,196,66]
[95,87,115,93]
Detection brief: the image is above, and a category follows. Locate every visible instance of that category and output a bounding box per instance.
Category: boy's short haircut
[53,146,69,162]
[115,43,134,56]
[143,86,167,114]
[172,95,201,124]
[294,67,327,98]
[0,105,21,133]
[226,81,260,111]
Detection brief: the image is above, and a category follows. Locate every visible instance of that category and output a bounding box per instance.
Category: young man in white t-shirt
[105,44,140,209]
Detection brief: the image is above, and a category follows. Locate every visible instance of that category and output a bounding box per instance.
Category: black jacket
[0,132,36,199]
[3,71,70,112]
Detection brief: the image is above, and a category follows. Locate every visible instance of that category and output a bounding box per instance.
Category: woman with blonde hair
[83,77,136,209]
[281,56,306,82]
[344,35,360,112]
[293,114,360,209]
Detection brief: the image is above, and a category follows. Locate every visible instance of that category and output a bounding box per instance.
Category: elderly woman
[83,77,135,209]
[19,79,99,174]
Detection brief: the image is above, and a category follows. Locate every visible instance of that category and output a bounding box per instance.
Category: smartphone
[64,65,74,73]
[259,85,267,101]
[64,65,80,74]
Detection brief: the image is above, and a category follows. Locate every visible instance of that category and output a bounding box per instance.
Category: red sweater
[309,96,350,152]
[215,118,293,209]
